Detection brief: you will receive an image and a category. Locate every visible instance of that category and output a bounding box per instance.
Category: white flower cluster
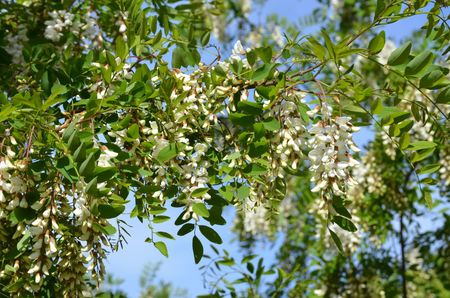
[81,13,102,49]
[5,25,28,64]
[308,103,360,197]
[0,150,27,217]
[57,239,91,297]
[27,196,59,285]
[270,96,307,174]
[239,0,252,16]
[348,151,386,200]
[181,143,212,221]
[90,57,132,99]
[242,198,271,236]
[44,10,80,42]
[115,12,128,40]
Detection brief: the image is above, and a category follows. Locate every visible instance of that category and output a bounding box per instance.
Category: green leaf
[229,113,255,127]
[13,208,35,221]
[62,119,78,142]
[67,132,81,152]
[236,185,250,200]
[333,215,357,232]
[256,47,272,63]
[172,46,185,68]
[73,143,87,163]
[191,188,209,198]
[98,204,125,219]
[399,134,410,150]
[127,123,140,139]
[328,228,344,254]
[387,42,412,66]
[200,31,210,47]
[321,30,336,61]
[436,87,450,104]
[411,147,435,163]
[155,231,175,240]
[177,223,195,236]
[115,35,128,60]
[423,190,433,209]
[237,101,263,115]
[199,225,223,244]
[85,177,98,196]
[92,223,117,235]
[262,118,281,131]
[369,31,385,54]
[243,163,268,176]
[406,141,437,151]
[192,235,203,264]
[251,63,276,81]
[343,104,366,115]
[249,138,269,158]
[157,143,178,162]
[374,0,385,19]
[17,231,31,251]
[153,215,171,223]
[192,203,210,218]
[154,241,168,257]
[420,70,445,89]
[405,51,434,76]
[417,163,441,175]
[306,37,326,61]
[79,152,97,177]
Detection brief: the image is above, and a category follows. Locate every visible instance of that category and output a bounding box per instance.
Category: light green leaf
[406,141,437,151]
[387,42,412,66]
[405,51,434,76]
[157,143,178,162]
[155,231,175,240]
[417,164,441,175]
[369,31,385,54]
[192,203,210,218]
[154,241,168,257]
[251,63,276,81]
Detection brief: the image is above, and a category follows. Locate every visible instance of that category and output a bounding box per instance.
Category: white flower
[308,102,360,197]
[98,148,118,167]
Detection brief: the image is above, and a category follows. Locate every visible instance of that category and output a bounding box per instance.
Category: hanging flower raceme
[44,10,80,42]
[308,102,360,198]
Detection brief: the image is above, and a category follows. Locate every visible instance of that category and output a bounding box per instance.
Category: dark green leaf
[329,228,344,254]
[199,225,223,244]
[177,223,195,236]
[193,235,203,264]
[333,215,357,232]
[98,204,125,219]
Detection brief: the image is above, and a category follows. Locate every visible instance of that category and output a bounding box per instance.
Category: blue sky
[105,1,433,297]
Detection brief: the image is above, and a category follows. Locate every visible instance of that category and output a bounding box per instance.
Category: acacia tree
[0,0,448,297]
